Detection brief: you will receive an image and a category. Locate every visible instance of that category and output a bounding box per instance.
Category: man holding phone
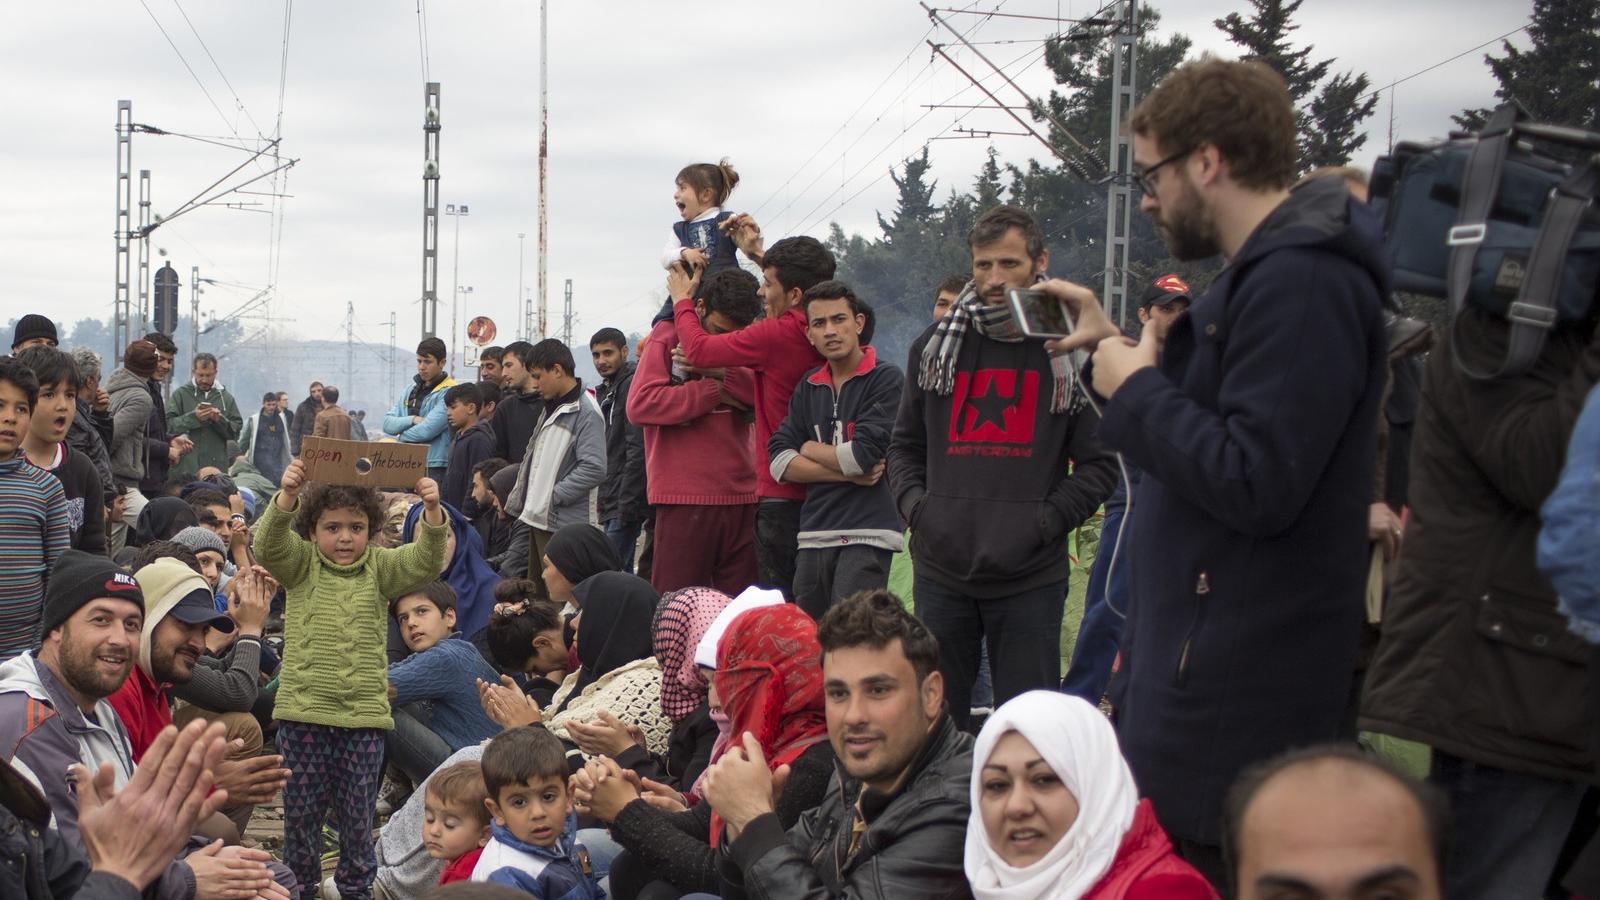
[167,352,242,479]
[1048,59,1388,880]
[887,203,1117,731]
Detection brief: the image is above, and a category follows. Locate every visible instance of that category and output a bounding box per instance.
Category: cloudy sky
[3,0,1529,363]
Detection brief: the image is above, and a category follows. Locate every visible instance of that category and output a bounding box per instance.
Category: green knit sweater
[252,494,447,730]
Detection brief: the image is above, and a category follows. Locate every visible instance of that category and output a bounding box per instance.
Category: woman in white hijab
[964,691,1218,900]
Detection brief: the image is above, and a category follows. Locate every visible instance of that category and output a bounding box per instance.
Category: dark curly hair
[293,483,386,539]
[817,589,940,684]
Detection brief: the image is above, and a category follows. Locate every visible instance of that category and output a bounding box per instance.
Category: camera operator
[1361,294,1600,897]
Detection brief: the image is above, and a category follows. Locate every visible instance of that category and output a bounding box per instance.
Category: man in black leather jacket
[704,590,975,900]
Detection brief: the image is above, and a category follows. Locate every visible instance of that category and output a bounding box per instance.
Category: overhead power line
[1359,24,1530,103]
[171,0,268,140]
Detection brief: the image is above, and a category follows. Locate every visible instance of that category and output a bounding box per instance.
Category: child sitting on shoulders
[473,725,602,898]
[660,159,744,278]
[425,761,494,886]
[251,457,449,900]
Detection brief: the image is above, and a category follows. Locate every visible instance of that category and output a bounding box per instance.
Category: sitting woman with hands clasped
[573,597,837,900]
[965,691,1217,900]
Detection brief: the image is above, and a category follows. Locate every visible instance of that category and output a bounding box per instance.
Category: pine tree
[973,146,1005,209]
[877,148,938,246]
[1216,0,1377,168]
[1456,0,1600,130]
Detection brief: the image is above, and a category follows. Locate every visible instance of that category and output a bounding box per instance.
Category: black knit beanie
[40,550,145,638]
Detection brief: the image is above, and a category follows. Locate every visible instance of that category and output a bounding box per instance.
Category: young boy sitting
[424,760,493,886]
[387,580,503,783]
[444,382,494,512]
[474,724,602,897]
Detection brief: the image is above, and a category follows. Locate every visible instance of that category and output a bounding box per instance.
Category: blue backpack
[1375,103,1600,379]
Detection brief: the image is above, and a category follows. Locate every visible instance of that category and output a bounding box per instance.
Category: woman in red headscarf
[576,603,837,900]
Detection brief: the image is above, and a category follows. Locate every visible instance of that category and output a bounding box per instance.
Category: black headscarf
[557,572,658,714]
[545,523,623,586]
[133,497,199,547]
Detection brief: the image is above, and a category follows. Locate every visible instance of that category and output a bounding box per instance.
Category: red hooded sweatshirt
[672,297,819,502]
[629,318,759,506]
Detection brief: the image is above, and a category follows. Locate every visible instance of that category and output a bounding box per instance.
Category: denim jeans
[1431,749,1587,900]
[605,518,642,575]
[1062,483,1129,702]
[914,573,1068,732]
[386,703,452,785]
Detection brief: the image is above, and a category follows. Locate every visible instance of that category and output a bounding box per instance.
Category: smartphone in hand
[1007,288,1076,339]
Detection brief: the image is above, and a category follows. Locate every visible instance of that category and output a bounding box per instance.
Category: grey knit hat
[171,526,227,558]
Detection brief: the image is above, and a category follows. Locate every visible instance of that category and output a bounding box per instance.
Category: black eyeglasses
[1134,147,1194,194]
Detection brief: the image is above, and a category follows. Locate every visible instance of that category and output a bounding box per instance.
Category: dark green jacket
[167,382,243,477]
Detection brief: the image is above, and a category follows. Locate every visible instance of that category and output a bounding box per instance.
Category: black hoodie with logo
[888,323,1116,597]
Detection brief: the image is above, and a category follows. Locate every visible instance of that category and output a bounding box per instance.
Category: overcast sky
[2,0,1530,364]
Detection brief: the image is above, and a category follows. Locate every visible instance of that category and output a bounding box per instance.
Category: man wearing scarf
[383,337,458,482]
[887,204,1117,731]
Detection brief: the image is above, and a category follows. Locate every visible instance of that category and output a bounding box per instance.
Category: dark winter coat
[67,399,116,502]
[490,389,544,465]
[0,757,140,900]
[718,714,974,900]
[289,395,320,455]
[595,362,648,528]
[1102,177,1389,845]
[1362,308,1600,782]
[139,380,171,496]
[443,420,494,514]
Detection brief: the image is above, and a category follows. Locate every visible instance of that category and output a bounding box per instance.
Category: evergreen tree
[1456,0,1600,130]
[1216,0,1377,168]
[973,146,1006,208]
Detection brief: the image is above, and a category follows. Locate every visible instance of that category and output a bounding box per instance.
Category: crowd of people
[2,55,1598,900]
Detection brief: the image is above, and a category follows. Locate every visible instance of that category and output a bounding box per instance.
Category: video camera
[1371,103,1600,380]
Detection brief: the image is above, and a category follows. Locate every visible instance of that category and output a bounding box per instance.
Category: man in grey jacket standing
[504,339,606,599]
[106,342,159,555]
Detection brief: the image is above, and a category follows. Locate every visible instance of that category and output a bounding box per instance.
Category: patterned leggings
[278,721,385,900]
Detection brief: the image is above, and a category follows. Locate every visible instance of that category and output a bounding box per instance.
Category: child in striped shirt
[0,357,70,659]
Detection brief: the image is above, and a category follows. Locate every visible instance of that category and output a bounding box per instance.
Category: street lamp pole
[517,232,527,340]
[446,203,469,369]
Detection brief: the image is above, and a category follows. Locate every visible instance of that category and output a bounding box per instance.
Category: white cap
[693,586,786,669]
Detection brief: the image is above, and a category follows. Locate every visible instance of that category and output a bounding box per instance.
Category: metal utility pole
[114,101,134,364]
[345,301,355,397]
[561,279,573,347]
[446,204,469,368]
[388,312,398,400]
[422,82,442,341]
[137,170,151,336]
[517,232,528,340]
[190,265,200,359]
[1103,0,1138,328]
[537,0,549,343]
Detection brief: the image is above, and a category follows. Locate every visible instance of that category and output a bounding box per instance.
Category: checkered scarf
[918,279,1082,415]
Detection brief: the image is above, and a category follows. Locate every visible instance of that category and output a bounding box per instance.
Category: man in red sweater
[631,266,764,594]
[107,557,237,760]
[673,226,835,599]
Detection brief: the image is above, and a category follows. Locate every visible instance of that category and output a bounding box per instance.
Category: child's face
[0,381,31,460]
[446,399,476,431]
[485,775,569,848]
[674,179,713,221]
[395,594,456,652]
[471,472,498,509]
[422,792,490,861]
[28,379,76,446]
[314,506,370,565]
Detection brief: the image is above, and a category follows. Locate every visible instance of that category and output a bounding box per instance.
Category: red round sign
[467,316,497,346]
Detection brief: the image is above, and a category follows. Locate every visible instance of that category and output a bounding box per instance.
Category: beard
[1155,175,1221,261]
[151,640,199,684]
[57,632,131,699]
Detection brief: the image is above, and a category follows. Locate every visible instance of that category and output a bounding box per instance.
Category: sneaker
[374,768,412,818]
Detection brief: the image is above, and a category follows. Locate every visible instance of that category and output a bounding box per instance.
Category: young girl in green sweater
[253,458,448,900]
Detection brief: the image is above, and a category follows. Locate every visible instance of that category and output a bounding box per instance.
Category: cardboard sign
[300,436,430,489]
